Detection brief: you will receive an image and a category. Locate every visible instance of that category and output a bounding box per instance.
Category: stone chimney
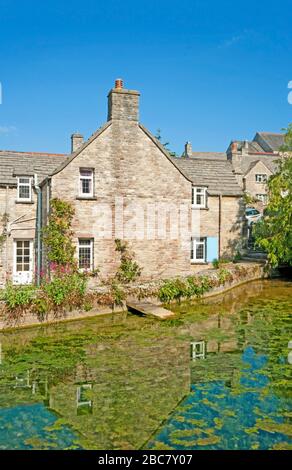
[185,141,192,158]
[107,79,140,122]
[71,133,84,153]
[241,140,249,156]
[228,140,243,184]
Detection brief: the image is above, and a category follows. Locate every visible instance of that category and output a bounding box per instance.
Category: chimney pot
[115,78,123,89]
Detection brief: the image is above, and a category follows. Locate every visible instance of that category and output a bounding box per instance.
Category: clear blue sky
[0,0,291,155]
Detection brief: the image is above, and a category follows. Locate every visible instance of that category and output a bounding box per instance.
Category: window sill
[76,196,97,201]
[191,206,209,210]
[15,200,34,204]
[190,261,208,265]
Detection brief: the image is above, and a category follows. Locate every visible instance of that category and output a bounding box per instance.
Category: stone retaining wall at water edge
[0,261,268,331]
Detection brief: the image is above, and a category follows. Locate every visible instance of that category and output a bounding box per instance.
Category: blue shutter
[206,237,218,262]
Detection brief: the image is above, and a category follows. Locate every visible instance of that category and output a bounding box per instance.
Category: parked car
[245,207,262,224]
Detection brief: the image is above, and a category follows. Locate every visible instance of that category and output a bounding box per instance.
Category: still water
[0,279,291,450]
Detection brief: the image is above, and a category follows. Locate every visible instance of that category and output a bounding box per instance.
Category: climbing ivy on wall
[42,198,76,268]
[0,213,9,250]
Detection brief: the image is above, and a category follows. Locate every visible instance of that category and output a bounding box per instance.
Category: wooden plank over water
[127,300,175,320]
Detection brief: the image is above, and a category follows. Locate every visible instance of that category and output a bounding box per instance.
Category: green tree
[155,129,177,157]
[280,123,292,152]
[254,154,292,267]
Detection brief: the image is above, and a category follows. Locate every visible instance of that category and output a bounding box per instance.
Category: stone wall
[0,186,36,286]
[244,160,272,211]
[50,96,193,281]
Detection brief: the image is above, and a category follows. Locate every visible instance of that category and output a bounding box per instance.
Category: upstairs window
[17,177,32,202]
[192,187,207,208]
[79,168,93,197]
[78,239,93,271]
[255,174,267,183]
[191,237,206,263]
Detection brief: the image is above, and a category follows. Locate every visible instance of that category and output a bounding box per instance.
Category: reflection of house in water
[76,384,93,416]
[188,305,255,387]
[46,336,190,449]
[0,295,261,450]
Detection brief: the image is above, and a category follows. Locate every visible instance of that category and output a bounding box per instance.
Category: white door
[13,240,33,285]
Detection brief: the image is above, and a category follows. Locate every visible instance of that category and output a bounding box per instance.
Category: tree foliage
[280,123,292,152]
[155,129,177,157]
[254,153,292,267]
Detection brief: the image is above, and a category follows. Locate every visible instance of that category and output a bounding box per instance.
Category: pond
[0,279,291,450]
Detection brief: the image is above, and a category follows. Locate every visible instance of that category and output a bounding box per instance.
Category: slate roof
[240,154,281,175]
[0,150,68,186]
[254,132,285,152]
[170,156,242,196]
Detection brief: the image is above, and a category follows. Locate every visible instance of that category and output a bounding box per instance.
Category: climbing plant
[42,198,76,269]
[115,238,142,284]
[0,213,9,250]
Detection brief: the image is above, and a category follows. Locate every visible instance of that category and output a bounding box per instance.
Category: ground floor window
[191,237,206,262]
[256,194,268,204]
[13,239,33,285]
[78,239,93,270]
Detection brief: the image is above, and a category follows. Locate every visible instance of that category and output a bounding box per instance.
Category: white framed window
[79,168,94,197]
[255,174,267,183]
[256,194,268,204]
[17,177,32,201]
[191,237,206,262]
[192,187,207,208]
[78,239,93,271]
[191,341,206,360]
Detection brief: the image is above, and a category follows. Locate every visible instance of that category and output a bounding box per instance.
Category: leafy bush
[158,275,213,303]
[217,267,233,285]
[43,272,87,311]
[212,258,231,269]
[0,283,36,310]
[158,278,187,303]
[212,258,220,269]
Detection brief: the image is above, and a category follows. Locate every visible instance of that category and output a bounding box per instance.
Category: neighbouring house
[0,150,67,286]
[226,132,284,211]
[0,80,244,287]
[184,133,284,212]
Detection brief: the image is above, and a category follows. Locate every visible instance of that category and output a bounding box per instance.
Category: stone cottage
[0,150,67,286]
[0,80,243,286]
[184,133,284,212]
[226,133,284,210]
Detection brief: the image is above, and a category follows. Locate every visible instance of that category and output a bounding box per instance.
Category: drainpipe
[218,194,222,259]
[5,185,9,283]
[34,174,42,287]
